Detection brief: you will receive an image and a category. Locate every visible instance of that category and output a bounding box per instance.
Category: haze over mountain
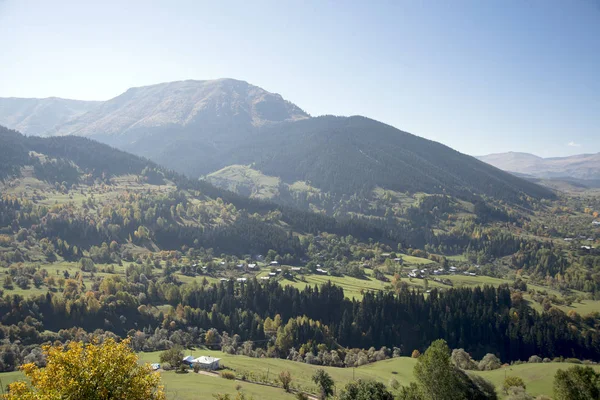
[0,97,100,136]
[478,152,600,181]
[0,79,553,204]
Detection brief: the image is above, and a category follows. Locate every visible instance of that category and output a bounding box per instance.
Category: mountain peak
[49,78,308,139]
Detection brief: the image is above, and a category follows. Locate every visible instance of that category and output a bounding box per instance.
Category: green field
[138,350,417,395]
[4,349,599,399]
[0,368,296,400]
[400,255,435,265]
[0,370,24,392]
[282,273,388,300]
[159,372,298,400]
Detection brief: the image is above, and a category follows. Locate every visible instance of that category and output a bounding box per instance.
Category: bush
[411,349,420,358]
[221,370,236,380]
[339,379,394,400]
[479,353,502,371]
[451,349,478,370]
[564,358,582,364]
[159,345,183,369]
[503,376,526,394]
[505,386,534,400]
[279,370,292,392]
[296,393,309,400]
[175,364,189,374]
[193,363,201,373]
[528,355,542,363]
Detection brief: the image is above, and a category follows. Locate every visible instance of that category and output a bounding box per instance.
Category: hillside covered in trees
[1,123,600,400]
[1,80,554,206]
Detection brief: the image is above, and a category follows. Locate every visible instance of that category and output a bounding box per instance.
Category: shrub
[221,370,236,380]
[175,364,189,374]
[564,358,582,364]
[503,376,526,394]
[411,349,420,358]
[340,379,394,400]
[506,386,534,400]
[279,370,292,392]
[528,355,542,363]
[451,348,478,370]
[296,393,309,400]
[159,345,183,369]
[479,353,502,371]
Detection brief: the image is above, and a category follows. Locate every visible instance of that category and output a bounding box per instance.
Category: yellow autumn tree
[3,338,165,400]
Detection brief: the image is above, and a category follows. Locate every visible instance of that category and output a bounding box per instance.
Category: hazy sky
[1,0,599,157]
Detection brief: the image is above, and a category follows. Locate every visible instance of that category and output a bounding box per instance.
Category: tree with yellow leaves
[3,338,165,400]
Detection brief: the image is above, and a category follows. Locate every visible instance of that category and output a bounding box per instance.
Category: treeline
[1,278,599,371]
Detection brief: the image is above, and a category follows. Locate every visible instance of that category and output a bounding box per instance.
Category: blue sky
[0,0,598,157]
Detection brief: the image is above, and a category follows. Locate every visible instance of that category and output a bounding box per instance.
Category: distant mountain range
[477,152,600,183]
[0,79,554,203]
[0,97,99,136]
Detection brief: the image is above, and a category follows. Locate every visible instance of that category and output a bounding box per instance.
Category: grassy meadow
[3,350,593,399]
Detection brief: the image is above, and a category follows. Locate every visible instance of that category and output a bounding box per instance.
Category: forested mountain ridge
[0,80,554,205]
[0,125,435,259]
[206,116,555,203]
[0,97,99,136]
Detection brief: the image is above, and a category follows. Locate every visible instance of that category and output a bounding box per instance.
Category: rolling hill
[0,97,99,136]
[478,151,600,181]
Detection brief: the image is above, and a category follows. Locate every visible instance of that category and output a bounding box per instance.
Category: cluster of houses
[408,266,475,279]
[565,236,596,243]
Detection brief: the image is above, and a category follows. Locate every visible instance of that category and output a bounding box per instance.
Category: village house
[183,356,221,371]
